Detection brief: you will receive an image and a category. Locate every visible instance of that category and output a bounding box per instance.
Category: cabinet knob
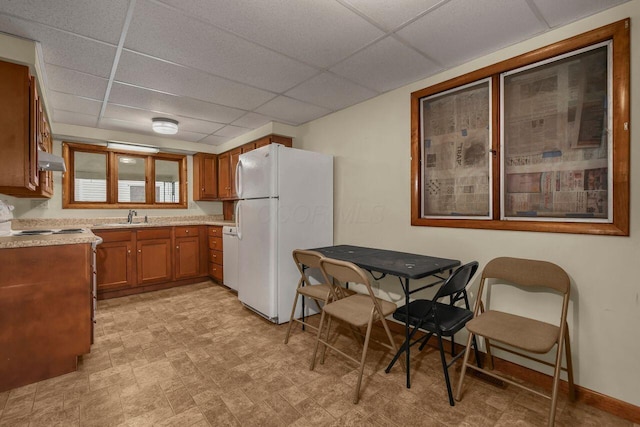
[127,250,131,254]
[176,246,179,249]
[186,230,189,233]
[138,249,141,253]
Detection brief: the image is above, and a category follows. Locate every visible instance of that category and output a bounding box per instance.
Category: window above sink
[62,142,187,209]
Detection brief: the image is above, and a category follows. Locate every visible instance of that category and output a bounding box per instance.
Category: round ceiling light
[152,117,179,135]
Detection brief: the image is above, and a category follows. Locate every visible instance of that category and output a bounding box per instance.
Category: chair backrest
[482,257,570,294]
[293,249,324,270]
[292,249,325,287]
[319,257,382,310]
[434,261,479,300]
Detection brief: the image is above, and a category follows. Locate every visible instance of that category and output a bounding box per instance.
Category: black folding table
[310,244,460,388]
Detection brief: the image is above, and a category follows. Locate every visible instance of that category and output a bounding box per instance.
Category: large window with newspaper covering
[410,19,629,235]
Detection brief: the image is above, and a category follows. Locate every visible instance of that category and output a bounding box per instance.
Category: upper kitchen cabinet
[213,134,292,201]
[32,104,54,198]
[254,134,292,150]
[0,60,40,197]
[217,147,241,199]
[193,152,218,201]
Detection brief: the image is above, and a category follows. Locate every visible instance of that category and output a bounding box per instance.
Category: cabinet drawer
[175,226,200,237]
[210,263,223,281]
[208,226,223,238]
[93,230,132,243]
[209,249,223,265]
[137,228,171,240]
[208,236,223,250]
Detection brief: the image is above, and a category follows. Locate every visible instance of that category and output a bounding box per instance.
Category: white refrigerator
[235,143,333,323]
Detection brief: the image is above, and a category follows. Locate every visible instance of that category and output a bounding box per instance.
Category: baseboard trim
[385,321,640,424]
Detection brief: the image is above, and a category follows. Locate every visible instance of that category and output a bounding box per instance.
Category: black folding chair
[385,261,481,406]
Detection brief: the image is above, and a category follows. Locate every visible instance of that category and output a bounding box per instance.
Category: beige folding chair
[455,257,575,427]
[311,257,400,404]
[284,250,333,344]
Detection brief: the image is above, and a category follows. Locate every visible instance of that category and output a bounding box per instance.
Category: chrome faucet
[127,209,137,224]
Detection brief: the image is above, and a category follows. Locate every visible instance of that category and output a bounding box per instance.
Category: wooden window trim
[411,19,630,236]
[62,142,187,209]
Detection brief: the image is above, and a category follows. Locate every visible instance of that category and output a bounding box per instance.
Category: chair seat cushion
[324,294,396,327]
[466,310,560,354]
[393,300,473,336]
[297,283,332,300]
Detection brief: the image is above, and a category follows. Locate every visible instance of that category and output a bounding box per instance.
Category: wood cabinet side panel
[0,244,92,392]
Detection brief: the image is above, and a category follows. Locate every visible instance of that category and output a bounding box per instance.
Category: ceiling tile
[115,50,276,111]
[103,104,226,134]
[341,0,446,31]
[0,15,117,78]
[0,0,129,44]
[331,36,441,93]
[108,83,246,124]
[45,64,108,100]
[397,0,546,68]
[286,72,378,110]
[48,91,102,116]
[255,96,332,125]
[158,0,385,68]
[531,0,629,28]
[53,109,98,127]
[124,0,318,92]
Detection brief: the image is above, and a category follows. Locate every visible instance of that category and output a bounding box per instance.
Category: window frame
[62,141,187,209]
[410,19,630,235]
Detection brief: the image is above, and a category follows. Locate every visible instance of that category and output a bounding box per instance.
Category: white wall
[296,2,640,406]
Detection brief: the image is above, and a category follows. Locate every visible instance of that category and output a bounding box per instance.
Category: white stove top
[9,228,86,236]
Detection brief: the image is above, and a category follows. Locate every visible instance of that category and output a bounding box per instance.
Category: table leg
[404,277,411,388]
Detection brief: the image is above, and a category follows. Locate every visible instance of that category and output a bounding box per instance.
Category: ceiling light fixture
[152,117,179,135]
[107,142,160,153]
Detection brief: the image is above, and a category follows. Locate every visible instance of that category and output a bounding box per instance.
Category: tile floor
[0,281,635,426]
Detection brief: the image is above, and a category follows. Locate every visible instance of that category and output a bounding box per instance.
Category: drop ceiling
[0,0,629,147]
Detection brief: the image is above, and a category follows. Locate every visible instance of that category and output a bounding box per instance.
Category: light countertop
[0,215,235,249]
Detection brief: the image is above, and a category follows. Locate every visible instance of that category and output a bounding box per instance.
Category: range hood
[38,150,66,172]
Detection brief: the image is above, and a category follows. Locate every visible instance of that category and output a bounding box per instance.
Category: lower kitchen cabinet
[0,243,92,392]
[96,230,136,291]
[136,229,173,285]
[94,225,209,299]
[208,226,224,283]
[174,226,201,280]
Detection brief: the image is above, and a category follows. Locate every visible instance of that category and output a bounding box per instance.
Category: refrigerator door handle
[235,201,242,240]
[235,159,243,199]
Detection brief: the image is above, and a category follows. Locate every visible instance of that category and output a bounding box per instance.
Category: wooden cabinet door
[0,61,38,195]
[193,153,217,200]
[241,142,256,153]
[175,236,200,279]
[217,152,230,198]
[229,148,241,198]
[137,238,172,285]
[34,114,53,198]
[254,136,270,149]
[96,240,135,292]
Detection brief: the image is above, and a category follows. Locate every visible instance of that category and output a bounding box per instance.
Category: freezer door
[236,198,278,320]
[236,144,277,199]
